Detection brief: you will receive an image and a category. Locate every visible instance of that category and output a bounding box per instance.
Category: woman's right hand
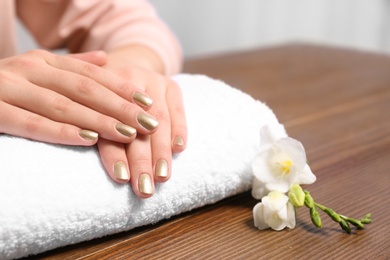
[0,50,159,146]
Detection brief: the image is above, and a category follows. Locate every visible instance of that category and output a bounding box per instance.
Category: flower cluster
[251,125,372,233]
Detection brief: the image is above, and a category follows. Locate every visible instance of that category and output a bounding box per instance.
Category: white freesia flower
[253,191,296,231]
[252,126,316,197]
[251,177,270,200]
[251,126,373,234]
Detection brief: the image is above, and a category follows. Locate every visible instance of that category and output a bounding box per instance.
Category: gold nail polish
[155,159,168,178]
[133,92,153,108]
[79,129,98,141]
[173,136,184,146]
[137,113,158,131]
[115,122,136,137]
[139,173,153,195]
[114,161,129,181]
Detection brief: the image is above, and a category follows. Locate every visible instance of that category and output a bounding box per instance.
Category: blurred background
[18,0,390,58]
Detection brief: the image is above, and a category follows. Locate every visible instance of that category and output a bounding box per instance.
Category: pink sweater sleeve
[16,0,182,75]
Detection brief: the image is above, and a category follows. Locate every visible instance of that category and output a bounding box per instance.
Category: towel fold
[0,74,286,259]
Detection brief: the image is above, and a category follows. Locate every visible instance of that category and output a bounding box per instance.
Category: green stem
[303,190,372,233]
[314,203,326,211]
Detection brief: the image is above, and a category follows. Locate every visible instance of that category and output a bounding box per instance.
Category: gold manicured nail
[133,92,153,108]
[137,113,158,131]
[155,159,168,178]
[115,122,136,137]
[173,136,184,146]
[79,129,98,141]
[139,173,153,195]
[114,161,129,181]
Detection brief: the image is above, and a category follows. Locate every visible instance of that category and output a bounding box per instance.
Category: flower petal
[252,150,271,182]
[253,203,269,230]
[259,124,287,146]
[262,191,289,211]
[251,177,269,199]
[286,202,296,229]
[265,180,291,193]
[276,138,306,169]
[276,203,288,221]
[294,164,317,185]
[267,212,286,231]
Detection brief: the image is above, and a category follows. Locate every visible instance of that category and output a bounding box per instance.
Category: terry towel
[0,74,286,259]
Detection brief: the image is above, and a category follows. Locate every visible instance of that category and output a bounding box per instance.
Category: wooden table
[36,44,390,259]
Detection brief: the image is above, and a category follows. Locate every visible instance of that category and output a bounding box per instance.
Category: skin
[0,46,187,198]
[99,45,187,198]
[0,50,157,144]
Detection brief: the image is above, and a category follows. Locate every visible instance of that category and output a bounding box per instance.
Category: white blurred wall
[150,0,390,57]
[18,0,390,57]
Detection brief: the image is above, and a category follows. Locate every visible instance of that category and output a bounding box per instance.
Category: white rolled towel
[0,74,286,259]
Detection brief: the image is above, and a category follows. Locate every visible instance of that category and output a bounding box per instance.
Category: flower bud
[347,218,364,229]
[339,219,351,234]
[288,184,305,207]
[304,191,314,209]
[310,207,322,228]
[323,208,341,222]
[361,218,372,224]
[360,213,372,224]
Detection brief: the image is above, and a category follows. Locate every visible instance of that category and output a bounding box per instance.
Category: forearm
[17,0,183,75]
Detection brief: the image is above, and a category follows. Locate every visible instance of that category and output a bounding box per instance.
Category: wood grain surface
[34,44,390,259]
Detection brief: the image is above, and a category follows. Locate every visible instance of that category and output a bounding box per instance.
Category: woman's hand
[97,46,187,198]
[0,50,159,145]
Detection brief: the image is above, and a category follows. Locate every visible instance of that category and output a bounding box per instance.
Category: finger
[146,81,172,182]
[151,120,172,183]
[32,66,157,135]
[97,139,130,183]
[46,53,154,110]
[4,79,137,143]
[0,101,98,145]
[68,51,108,67]
[127,135,154,198]
[166,80,187,153]
[12,50,155,134]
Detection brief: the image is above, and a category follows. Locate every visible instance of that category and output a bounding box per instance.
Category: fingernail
[133,92,153,109]
[139,173,153,195]
[114,161,129,181]
[137,113,158,131]
[115,122,136,137]
[173,136,184,147]
[79,129,98,141]
[155,159,168,178]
